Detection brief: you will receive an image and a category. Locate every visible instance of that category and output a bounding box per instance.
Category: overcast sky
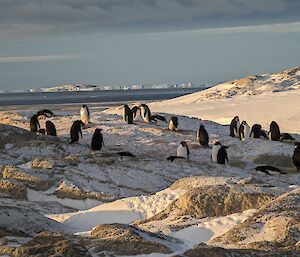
[0,0,300,90]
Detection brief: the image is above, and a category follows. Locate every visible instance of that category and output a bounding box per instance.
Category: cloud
[0,0,300,39]
[0,55,81,63]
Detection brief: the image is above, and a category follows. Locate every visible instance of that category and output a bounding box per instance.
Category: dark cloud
[0,0,300,39]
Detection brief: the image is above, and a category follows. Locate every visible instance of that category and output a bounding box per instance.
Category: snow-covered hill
[151,67,300,133]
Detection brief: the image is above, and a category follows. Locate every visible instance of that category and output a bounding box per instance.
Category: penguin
[254,166,286,175]
[123,104,134,124]
[116,151,136,157]
[212,142,228,164]
[260,130,269,139]
[293,142,300,172]
[36,109,54,118]
[30,115,40,133]
[197,124,209,147]
[45,121,57,136]
[250,124,262,138]
[140,104,151,123]
[132,106,141,120]
[80,104,90,125]
[166,156,185,162]
[239,121,250,141]
[168,116,178,131]
[229,116,240,137]
[91,128,104,150]
[280,133,295,142]
[269,121,280,141]
[70,120,84,143]
[177,141,190,160]
[151,115,167,123]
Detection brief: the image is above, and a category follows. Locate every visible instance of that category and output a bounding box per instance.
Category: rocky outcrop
[85,224,173,256]
[31,159,54,169]
[0,180,27,200]
[210,188,300,252]
[12,232,92,257]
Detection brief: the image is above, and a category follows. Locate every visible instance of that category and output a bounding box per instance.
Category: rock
[2,165,52,191]
[85,224,172,256]
[0,180,27,200]
[31,159,54,169]
[12,232,92,257]
[210,188,300,252]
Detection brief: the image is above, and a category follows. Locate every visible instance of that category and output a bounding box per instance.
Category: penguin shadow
[160,128,196,135]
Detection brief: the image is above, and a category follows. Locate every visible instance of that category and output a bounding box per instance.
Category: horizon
[0,1,300,90]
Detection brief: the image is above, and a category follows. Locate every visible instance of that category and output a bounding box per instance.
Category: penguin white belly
[212,145,221,162]
[80,108,89,124]
[177,145,188,159]
[169,120,177,131]
[244,124,251,140]
[235,121,240,136]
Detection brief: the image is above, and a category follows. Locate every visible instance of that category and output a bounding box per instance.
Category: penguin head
[295,142,300,149]
[200,124,205,129]
[241,121,247,125]
[234,116,239,121]
[95,128,102,133]
[180,141,187,147]
[82,104,87,108]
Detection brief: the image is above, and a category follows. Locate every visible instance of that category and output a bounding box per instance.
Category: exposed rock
[2,165,52,191]
[0,179,27,200]
[210,188,300,252]
[184,243,299,257]
[31,159,54,169]
[85,224,172,256]
[12,232,92,257]
[144,185,273,222]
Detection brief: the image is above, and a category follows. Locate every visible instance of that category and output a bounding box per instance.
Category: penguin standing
[269,121,280,141]
[212,142,228,164]
[132,106,141,120]
[239,121,250,141]
[30,115,40,133]
[293,142,300,172]
[123,104,134,124]
[230,116,240,137]
[45,121,57,136]
[80,105,90,125]
[177,141,190,160]
[91,128,104,150]
[169,116,178,131]
[140,104,151,123]
[197,124,209,147]
[70,120,84,143]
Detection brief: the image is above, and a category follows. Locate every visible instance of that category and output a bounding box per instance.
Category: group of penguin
[29,104,300,172]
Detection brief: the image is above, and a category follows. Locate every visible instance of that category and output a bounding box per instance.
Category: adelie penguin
[80,104,90,125]
[70,120,84,143]
[131,106,141,120]
[167,141,190,162]
[212,142,229,164]
[293,142,300,172]
[269,121,280,141]
[280,133,295,142]
[36,109,54,118]
[168,116,178,131]
[151,115,167,123]
[91,128,104,151]
[230,116,240,137]
[123,104,134,124]
[45,121,57,136]
[197,124,209,147]
[140,104,151,123]
[250,124,262,138]
[254,165,286,175]
[30,114,40,133]
[239,121,250,141]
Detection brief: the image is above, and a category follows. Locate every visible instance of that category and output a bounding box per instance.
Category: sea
[0,88,205,110]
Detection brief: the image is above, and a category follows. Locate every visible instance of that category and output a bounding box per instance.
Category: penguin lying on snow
[280,133,295,142]
[167,141,190,162]
[168,116,178,131]
[80,104,90,125]
[91,128,104,150]
[151,115,167,123]
[230,116,240,137]
[212,142,228,164]
[197,124,209,147]
[254,166,286,175]
[293,142,300,172]
[36,109,54,118]
[116,151,136,157]
[70,120,85,143]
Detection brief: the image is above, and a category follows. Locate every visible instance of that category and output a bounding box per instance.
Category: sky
[0,0,300,90]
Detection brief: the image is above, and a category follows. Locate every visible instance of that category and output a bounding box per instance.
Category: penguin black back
[151,115,167,123]
[293,142,300,172]
[45,120,57,136]
[36,109,54,118]
[217,146,229,164]
[70,120,84,143]
[280,133,295,141]
[269,121,280,141]
[230,116,239,137]
[30,115,40,133]
[198,125,209,147]
[123,104,134,124]
[91,128,104,150]
[255,165,286,175]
